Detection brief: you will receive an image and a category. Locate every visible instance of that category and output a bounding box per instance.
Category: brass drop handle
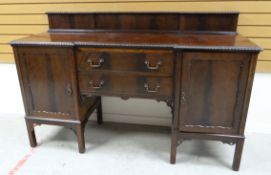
[181,91,186,104]
[144,60,162,70]
[144,83,160,93]
[89,80,104,89]
[65,84,73,96]
[87,57,104,68]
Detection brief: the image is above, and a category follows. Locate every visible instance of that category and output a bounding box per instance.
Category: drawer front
[78,72,173,98]
[77,48,174,76]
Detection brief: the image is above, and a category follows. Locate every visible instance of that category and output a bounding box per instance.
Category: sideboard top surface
[11,31,261,52]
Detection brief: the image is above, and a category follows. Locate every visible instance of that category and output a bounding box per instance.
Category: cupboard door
[16,47,77,120]
[179,52,250,134]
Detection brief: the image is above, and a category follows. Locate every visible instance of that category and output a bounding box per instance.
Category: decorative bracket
[156,98,174,114]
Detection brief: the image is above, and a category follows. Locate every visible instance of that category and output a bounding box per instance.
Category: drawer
[78,72,173,98]
[76,48,174,76]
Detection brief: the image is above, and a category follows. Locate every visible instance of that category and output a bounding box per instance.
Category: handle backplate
[89,80,104,89]
[144,83,160,93]
[87,57,104,68]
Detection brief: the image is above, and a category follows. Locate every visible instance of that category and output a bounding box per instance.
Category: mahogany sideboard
[11,12,261,171]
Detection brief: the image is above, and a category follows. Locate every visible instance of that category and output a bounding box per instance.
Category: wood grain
[11,12,260,169]
[0,0,270,71]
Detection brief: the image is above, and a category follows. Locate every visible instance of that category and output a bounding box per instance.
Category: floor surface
[1,115,271,175]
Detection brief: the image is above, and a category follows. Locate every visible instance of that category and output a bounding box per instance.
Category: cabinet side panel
[239,54,258,134]
[13,47,31,115]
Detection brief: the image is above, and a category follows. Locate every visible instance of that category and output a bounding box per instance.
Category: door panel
[179,52,250,134]
[17,48,77,120]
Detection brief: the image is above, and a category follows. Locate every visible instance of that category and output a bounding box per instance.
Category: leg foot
[97,97,103,125]
[170,131,177,164]
[232,139,245,171]
[76,124,86,153]
[25,119,37,147]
